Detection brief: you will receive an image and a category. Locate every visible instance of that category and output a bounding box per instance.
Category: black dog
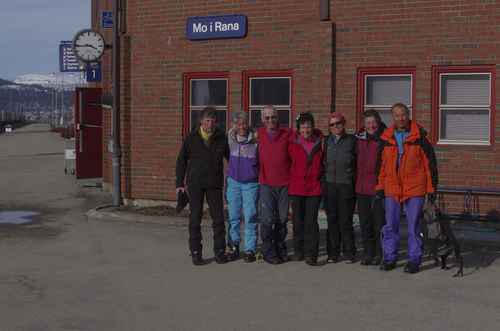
[422,200,464,277]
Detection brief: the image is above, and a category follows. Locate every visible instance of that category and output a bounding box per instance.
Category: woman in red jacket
[288,112,324,266]
[355,109,386,266]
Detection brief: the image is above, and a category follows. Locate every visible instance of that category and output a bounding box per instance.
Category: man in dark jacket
[176,107,229,265]
[323,112,357,263]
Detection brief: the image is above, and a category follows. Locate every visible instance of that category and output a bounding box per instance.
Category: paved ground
[1,124,500,331]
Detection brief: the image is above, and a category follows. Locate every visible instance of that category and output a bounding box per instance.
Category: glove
[427,193,436,203]
[375,190,385,200]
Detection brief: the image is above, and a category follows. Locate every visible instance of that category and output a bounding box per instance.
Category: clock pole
[111,0,122,206]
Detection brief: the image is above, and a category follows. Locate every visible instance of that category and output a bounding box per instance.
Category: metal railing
[437,186,500,222]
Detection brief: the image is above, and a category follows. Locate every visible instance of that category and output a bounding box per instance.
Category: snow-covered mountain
[14,73,85,90]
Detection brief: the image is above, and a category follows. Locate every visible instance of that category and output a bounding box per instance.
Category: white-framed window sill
[437,140,491,146]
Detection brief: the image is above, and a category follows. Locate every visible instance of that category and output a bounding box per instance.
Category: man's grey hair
[260,105,277,121]
[232,111,249,124]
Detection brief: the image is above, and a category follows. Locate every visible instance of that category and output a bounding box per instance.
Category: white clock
[72,29,106,63]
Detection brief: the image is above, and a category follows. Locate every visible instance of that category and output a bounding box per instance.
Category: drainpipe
[111,0,122,206]
[320,0,330,21]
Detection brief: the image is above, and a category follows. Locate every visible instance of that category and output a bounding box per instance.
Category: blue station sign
[102,11,113,28]
[85,62,102,82]
[186,15,247,40]
[59,41,82,72]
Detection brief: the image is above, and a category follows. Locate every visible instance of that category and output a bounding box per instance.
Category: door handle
[80,124,102,129]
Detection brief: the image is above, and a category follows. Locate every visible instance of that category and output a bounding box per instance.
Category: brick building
[90,0,500,218]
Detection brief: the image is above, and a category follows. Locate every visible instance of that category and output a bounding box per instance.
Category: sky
[0,0,90,80]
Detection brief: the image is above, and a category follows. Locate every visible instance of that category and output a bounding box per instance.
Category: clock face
[73,29,105,63]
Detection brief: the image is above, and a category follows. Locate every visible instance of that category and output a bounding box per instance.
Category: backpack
[422,199,441,240]
[421,198,464,277]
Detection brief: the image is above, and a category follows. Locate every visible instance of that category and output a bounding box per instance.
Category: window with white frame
[248,76,291,128]
[438,73,492,145]
[363,74,413,126]
[188,78,228,132]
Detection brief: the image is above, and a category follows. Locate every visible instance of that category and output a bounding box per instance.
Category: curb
[86,206,189,226]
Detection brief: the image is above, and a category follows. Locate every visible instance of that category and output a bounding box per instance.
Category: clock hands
[76,43,100,51]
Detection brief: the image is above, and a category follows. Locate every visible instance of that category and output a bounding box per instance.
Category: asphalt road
[1,124,500,331]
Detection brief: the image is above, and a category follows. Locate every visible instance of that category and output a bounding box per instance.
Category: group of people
[176,102,438,274]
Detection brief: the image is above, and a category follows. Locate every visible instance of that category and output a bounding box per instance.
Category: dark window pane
[191,80,227,106]
[250,78,290,106]
[190,109,226,132]
[250,109,290,128]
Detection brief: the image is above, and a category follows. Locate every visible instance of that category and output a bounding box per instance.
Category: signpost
[102,11,113,28]
[186,15,247,40]
[85,62,102,82]
[59,41,82,72]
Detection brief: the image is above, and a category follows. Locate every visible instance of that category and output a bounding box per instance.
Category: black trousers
[324,183,356,258]
[357,194,385,259]
[290,195,321,259]
[188,185,226,254]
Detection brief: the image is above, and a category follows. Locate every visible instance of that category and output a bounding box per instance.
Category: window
[433,66,495,145]
[358,68,415,127]
[243,71,293,128]
[183,73,229,135]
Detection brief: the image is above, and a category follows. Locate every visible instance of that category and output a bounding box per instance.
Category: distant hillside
[0,78,13,86]
[0,76,74,114]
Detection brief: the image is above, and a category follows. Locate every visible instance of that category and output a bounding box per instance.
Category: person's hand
[427,193,436,203]
[375,190,385,200]
[176,187,186,194]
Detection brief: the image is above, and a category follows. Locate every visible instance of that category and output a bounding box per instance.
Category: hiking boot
[404,262,420,274]
[361,257,373,266]
[214,252,228,264]
[290,252,304,262]
[327,255,339,264]
[227,244,240,262]
[278,252,289,263]
[304,257,318,266]
[191,251,204,266]
[263,256,282,265]
[244,251,256,263]
[345,255,357,264]
[381,261,397,271]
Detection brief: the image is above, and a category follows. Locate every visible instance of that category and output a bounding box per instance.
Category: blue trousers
[382,196,425,264]
[226,177,259,253]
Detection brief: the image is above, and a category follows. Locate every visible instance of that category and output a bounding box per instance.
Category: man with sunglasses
[257,105,292,264]
[323,113,357,264]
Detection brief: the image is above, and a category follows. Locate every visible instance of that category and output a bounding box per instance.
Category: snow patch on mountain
[14,73,85,90]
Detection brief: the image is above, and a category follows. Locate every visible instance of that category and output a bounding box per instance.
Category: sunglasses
[264,116,278,121]
[329,121,344,127]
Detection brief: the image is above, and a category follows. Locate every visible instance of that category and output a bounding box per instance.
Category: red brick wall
[122,0,333,201]
[94,0,500,217]
[331,0,500,216]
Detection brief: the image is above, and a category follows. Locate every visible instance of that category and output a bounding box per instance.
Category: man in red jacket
[258,105,292,264]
